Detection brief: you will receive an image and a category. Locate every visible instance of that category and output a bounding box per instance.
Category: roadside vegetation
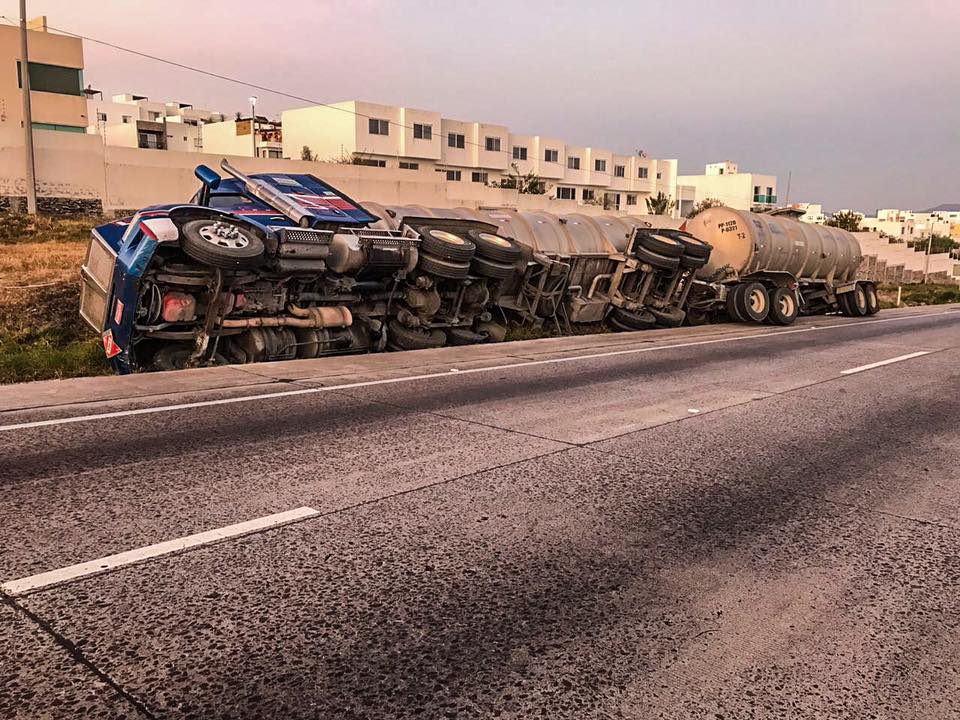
[876,283,960,309]
[0,213,111,384]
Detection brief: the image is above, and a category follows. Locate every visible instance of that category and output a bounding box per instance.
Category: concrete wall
[0,128,683,220]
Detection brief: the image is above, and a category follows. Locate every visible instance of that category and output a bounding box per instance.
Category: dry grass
[0,213,110,383]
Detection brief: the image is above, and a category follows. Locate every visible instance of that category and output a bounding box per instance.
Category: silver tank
[684,207,862,283]
[360,201,682,256]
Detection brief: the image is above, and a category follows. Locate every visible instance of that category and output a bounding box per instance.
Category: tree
[300,145,316,162]
[908,234,959,256]
[687,197,723,218]
[826,210,862,232]
[646,191,676,216]
[489,163,548,195]
[234,111,243,121]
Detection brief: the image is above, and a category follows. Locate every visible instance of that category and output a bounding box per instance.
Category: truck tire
[726,285,746,322]
[767,287,799,325]
[634,245,681,272]
[840,284,868,317]
[476,320,507,342]
[419,228,475,262]
[864,283,880,315]
[470,255,517,280]
[179,218,266,270]
[680,254,709,270]
[418,253,471,280]
[734,282,770,323]
[388,320,446,350]
[446,327,486,345]
[609,306,657,330]
[648,305,686,327]
[635,232,684,258]
[465,230,522,263]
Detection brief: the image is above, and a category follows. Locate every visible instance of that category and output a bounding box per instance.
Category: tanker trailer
[682,207,879,325]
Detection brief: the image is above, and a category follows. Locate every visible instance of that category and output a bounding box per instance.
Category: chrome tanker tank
[684,207,862,283]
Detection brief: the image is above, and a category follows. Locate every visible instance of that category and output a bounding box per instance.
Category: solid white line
[0,308,956,433]
[840,351,931,375]
[1,506,318,596]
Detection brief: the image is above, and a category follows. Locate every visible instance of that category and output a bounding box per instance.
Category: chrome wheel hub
[199,222,249,249]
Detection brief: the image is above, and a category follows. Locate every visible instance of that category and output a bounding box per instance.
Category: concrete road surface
[1,305,959,719]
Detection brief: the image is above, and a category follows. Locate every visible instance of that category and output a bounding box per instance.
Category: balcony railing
[753,194,777,204]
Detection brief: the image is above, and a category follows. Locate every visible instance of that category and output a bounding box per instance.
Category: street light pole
[18,0,38,215]
[249,96,258,158]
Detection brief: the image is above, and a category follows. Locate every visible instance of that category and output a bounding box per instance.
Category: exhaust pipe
[220,304,352,329]
[220,158,317,228]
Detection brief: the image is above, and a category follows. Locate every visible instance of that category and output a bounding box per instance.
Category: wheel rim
[477,232,512,248]
[198,222,250,249]
[750,289,767,314]
[856,287,867,311]
[779,294,795,317]
[429,230,465,245]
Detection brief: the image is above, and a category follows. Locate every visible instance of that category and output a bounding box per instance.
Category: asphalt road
[1,306,959,719]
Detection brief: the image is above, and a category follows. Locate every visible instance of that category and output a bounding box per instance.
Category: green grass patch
[877,283,960,309]
[0,212,107,245]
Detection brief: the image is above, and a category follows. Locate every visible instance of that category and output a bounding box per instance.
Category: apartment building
[677,161,778,212]
[86,92,226,151]
[0,17,87,135]
[280,100,683,213]
[789,202,826,224]
[202,117,283,159]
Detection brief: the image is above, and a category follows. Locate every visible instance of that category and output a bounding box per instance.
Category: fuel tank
[684,207,862,283]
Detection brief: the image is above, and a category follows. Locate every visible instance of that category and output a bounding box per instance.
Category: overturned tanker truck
[79,161,876,373]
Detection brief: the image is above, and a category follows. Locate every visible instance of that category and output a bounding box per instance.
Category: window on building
[656,172,662,179]
[355,158,387,167]
[595,159,606,172]
[445,169,462,181]
[30,122,85,133]
[485,137,501,152]
[472,171,489,183]
[582,189,596,201]
[148,111,161,121]
[368,118,389,135]
[719,168,724,175]
[122,115,132,124]
[556,187,576,200]
[413,123,432,140]
[544,149,559,163]
[137,132,163,149]
[754,185,761,195]
[626,194,637,206]
[96,112,107,123]
[448,132,465,149]
[766,186,773,195]
[399,161,420,170]
[16,61,83,96]
[266,149,282,159]
[638,167,648,179]
[567,157,581,170]
[614,165,625,178]
[512,146,527,160]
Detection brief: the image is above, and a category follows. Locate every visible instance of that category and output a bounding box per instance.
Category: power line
[1,15,612,163]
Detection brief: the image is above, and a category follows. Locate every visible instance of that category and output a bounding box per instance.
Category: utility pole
[783,170,792,207]
[249,95,258,158]
[923,222,933,284]
[18,0,38,215]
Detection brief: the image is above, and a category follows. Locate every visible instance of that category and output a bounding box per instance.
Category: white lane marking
[840,351,931,375]
[0,308,956,434]
[1,506,318,596]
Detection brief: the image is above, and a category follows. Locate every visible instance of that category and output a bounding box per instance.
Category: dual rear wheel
[726,282,799,325]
